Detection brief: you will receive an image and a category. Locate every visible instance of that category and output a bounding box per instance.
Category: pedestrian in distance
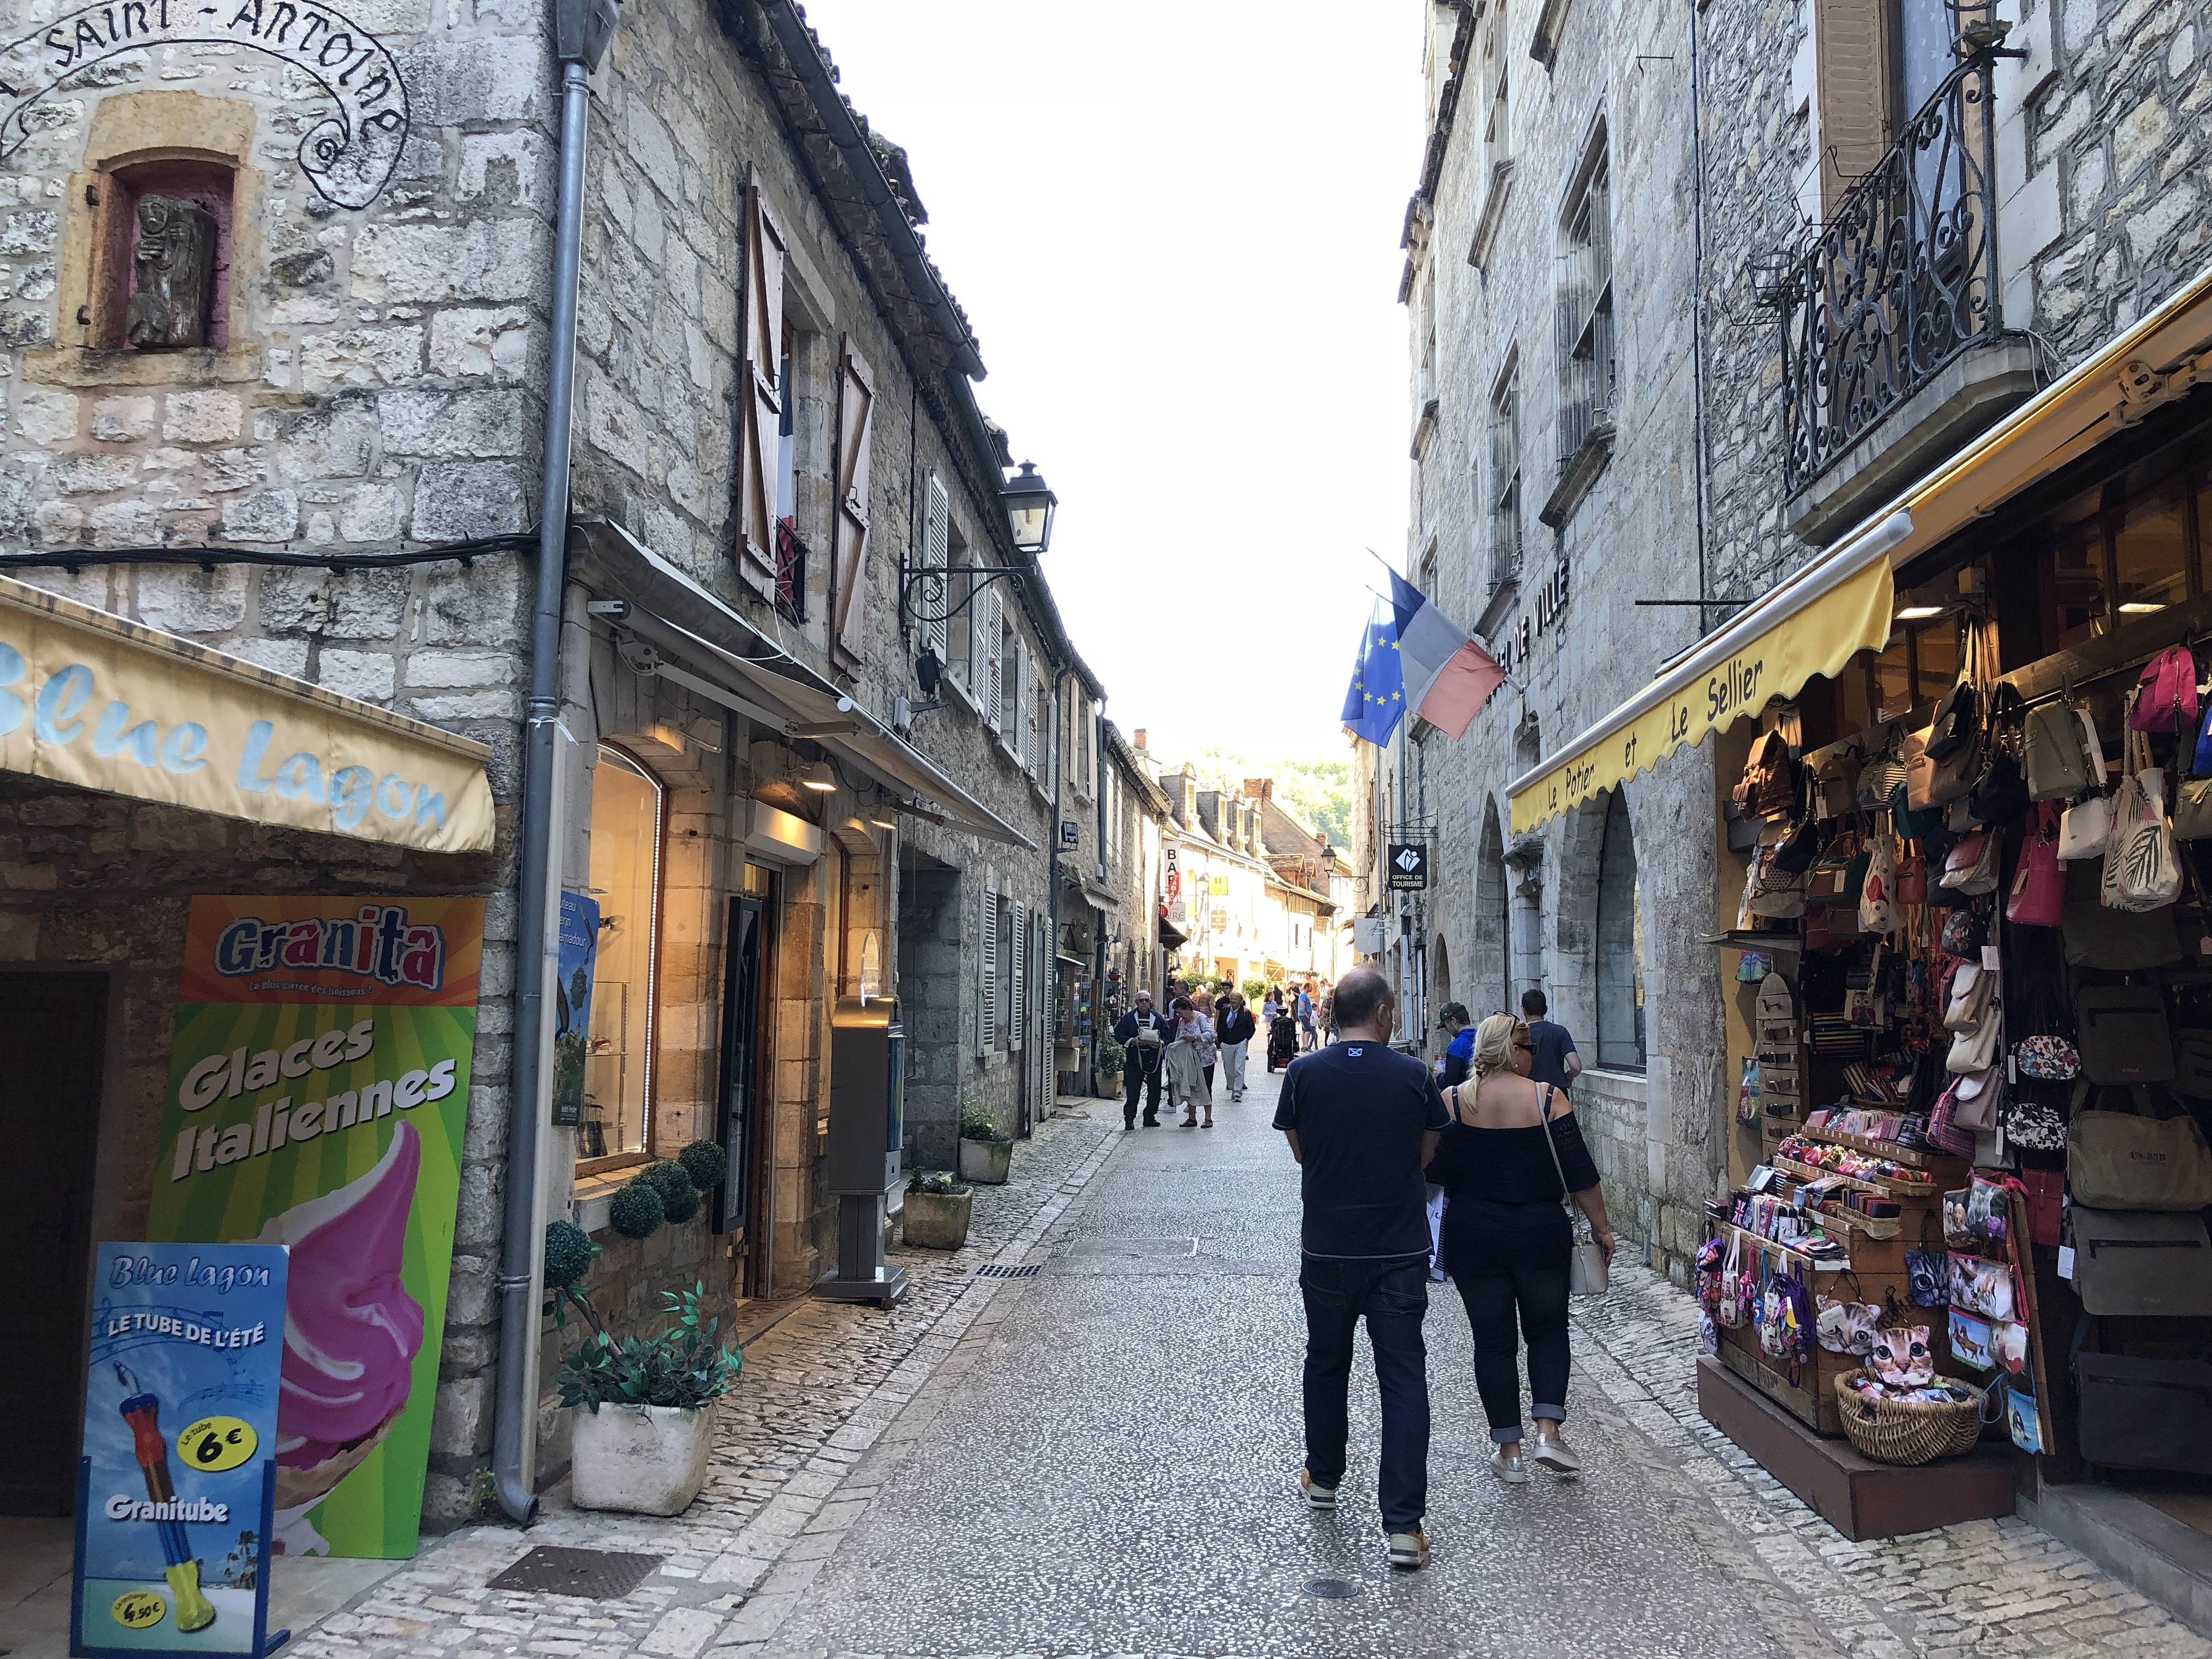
[1267,1001,1300,1072]
[1113,990,1172,1130]
[1164,994,1215,1127]
[1215,990,1257,1102]
[1262,986,1283,1025]
[1318,982,1336,1044]
[1274,967,1449,1572]
[1520,988,1584,1090]
[1427,1014,1616,1483]
[1296,984,1317,1051]
[1436,1001,1475,1088]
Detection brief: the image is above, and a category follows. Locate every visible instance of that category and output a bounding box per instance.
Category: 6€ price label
[177,1415,258,1473]
[111,1590,167,1630]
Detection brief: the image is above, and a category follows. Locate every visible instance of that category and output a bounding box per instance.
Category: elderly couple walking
[1113,986,1258,1129]
[1273,969,1616,1571]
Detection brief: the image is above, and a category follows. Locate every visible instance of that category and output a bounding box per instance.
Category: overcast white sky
[800,1,1426,764]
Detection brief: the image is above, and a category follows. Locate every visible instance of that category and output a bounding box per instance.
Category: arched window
[585,745,665,1161]
[1475,804,1510,1019]
[1595,789,1644,1071]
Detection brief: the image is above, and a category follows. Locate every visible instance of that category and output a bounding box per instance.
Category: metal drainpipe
[1044,666,1070,1114]
[491,53,593,1527]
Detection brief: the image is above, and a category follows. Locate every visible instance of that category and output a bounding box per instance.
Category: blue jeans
[1444,1203,1572,1444]
[1298,1255,1431,1530]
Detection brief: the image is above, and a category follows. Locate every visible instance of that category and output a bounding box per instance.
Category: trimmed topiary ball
[641,1160,692,1199]
[658,1177,702,1223]
[608,1180,666,1240]
[677,1139,727,1189]
[544,1219,595,1287]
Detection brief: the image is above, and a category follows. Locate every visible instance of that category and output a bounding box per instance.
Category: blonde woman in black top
[1427,1014,1616,1483]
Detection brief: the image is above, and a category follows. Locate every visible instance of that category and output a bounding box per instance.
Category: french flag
[1388,569,1509,740]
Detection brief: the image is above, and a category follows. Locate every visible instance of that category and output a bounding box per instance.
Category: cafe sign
[0,574,493,853]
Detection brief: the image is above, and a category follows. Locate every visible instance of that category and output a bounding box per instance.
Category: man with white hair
[1112,989,1172,1130]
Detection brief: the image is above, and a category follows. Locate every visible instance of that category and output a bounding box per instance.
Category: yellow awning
[1509,540,1897,835]
[1509,253,2212,838]
[0,573,494,853]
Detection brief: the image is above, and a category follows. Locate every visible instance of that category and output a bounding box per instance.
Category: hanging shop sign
[1207,875,1229,897]
[76,1240,289,1658]
[551,891,600,1129]
[0,575,493,854]
[1510,546,1895,836]
[146,896,484,1561]
[1387,842,1430,892]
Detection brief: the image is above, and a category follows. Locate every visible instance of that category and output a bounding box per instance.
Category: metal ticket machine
[813,995,909,1306]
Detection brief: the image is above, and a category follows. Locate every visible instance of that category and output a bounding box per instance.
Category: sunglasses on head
[1515,1041,1533,1052]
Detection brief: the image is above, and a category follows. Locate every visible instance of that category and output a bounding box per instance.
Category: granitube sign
[76,1241,288,1657]
[148,897,483,1561]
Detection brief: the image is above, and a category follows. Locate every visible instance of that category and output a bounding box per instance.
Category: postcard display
[1710,634,2212,1479]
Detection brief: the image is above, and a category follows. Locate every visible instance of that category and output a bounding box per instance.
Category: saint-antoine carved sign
[0,0,410,208]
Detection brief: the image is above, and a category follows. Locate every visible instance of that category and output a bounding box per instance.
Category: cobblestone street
[275,1068,2212,1659]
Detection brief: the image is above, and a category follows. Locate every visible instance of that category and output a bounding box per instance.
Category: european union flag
[1340,603,1405,746]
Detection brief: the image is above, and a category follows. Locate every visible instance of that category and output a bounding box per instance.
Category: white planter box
[568,1402,714,1515]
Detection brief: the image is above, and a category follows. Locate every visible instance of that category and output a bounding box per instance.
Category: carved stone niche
[124,195,219,350]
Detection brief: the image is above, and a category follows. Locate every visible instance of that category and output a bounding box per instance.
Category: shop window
[585,746,664,1163]
[96,159,236,351]
[1556,141,1615,472]
[1595,790,1644,1072]
[2112,473,2190,620]
[1913,615,1959,702]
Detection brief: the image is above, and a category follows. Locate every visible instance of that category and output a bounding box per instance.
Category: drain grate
[1305,1577,1360,1599]
[487,1546,664,1600]
[972,1263,1041,1278]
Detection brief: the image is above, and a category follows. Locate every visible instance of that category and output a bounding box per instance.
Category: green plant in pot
[902,1168,973,1251]
[957,1096,1013,1186]
[602,1138,729,1241]
[1095,1038,1126,1099]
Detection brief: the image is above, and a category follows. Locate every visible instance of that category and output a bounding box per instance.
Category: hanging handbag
[2174,778,2212,840]
[1943,961,1995,1032]
[1538,1086,1608,1296]
[1926,624,1986,761]
[2063,857,2183,968]
[2017,1167,2065,1244]
[2004,1084,2070,1154]
[2101,716,2182,911]
[2129,644,2200,733]
[2073,1351,2212,1473]
[1948,1062,2004,1132]
[1859,746,1908,813]
[1744,845,1808,919]
[1715,1230,1746,1326]
[1817,749,1863,818]
[2074,986,2175,1084]
[1751,730,1798,820]
[2068,1086,2212,1207]
[1940,905,1984,957]
[1905,1224,1950,1308]
[1859,832,1901,934]
[2027,701,2094,801]
[1948,1252,2017,1321]
[2070,1211,2212,1318]
[2013,983,2081,1079]
[1928,1077,1979,1156]
[1940,830,2000,896]
[1772,811,1822,874]
[2194,699,2212,776]
[1805,840,1853,901]
[1896,847,1929,906]
[2173,1027,2212,1097]
[2007,801,2066,927]
[1947,1006,2003,1074]
[1906,722,1979,810]
[2059,795,2112,860]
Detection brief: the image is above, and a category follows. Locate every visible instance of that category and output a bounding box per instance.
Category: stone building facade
[1384,0,2212,1282]
[0,0,1108,1533]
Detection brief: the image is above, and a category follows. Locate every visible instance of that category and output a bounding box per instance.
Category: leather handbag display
[1947,1063,2004,1132]
[2073,987,2176,1083]
[2059,794,2114,860]
[2062,858,2182,969]
[1947,1005,2003,1073]
[2026,701,2093,801]
[1940,831,2000,895]
[1897,848,1929,906]
[2074,1350,2212,1474]
[2101,718,2182,911]
[1943,962,1995,1032]
[2007,801,2065,927]
[2129,644,2200,733]
[2070,1209,2212,1317]
[1907,722,1979,809]
[2068,1088,2212,1208]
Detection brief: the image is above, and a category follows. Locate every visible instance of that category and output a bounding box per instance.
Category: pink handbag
[2131,645,2200,733]
[2006,801,2066,927]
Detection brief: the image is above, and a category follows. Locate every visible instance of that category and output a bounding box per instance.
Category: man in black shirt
[1113,990,1172,1129]
[1521,988,1583,1091]
[1272,968,1449,1572]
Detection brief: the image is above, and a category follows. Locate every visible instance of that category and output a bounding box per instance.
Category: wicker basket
[1831,1370,1990,1465]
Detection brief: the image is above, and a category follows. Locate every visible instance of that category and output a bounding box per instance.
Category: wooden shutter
[1010,899,1027,1051]
[983,586,1004,733]
[968,571,990,705]
[1814,0,1896,209]
[831,335,876,669]
[978,886,999,1056]
[921,474,950,662]
[1014,639,1032,766]
[734,174,785,596]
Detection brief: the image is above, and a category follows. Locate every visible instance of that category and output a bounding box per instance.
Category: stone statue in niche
[124,195,218,349]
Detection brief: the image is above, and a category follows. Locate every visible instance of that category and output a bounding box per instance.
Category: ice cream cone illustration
[255,1125,426,1538]
[114,1364,217,1634]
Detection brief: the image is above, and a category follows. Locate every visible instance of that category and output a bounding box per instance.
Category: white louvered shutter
[1010,899,1027,1051]
[985,587,1005,733]
[1013,639,1031,765]
[978,887,999,1057]
[922,475,950,661]
[967,569,989,700]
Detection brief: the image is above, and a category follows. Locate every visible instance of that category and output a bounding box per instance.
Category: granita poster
[148,896,483,1559]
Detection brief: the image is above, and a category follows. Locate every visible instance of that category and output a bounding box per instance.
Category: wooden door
[0,974,106,1514]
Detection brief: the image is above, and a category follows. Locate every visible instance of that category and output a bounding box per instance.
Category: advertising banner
[551,891,600,1130]
[148,896,484,1559]
[76,1241,288,1656]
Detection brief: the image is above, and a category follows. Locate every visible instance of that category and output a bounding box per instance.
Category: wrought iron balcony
[1776,53,2002,494]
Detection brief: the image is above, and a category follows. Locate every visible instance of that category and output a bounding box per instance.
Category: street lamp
[1004,460,1057,557]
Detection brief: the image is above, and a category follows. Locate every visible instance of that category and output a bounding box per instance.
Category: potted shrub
[902,1169,973,1249]
[1095,1038,1125,1100]
[957,1097,1013,1185]
[545,1239,742,1516]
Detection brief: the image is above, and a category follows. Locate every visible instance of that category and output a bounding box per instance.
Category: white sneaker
[1490,1445,1531,1485]
[1300,1469,1338,1510]
[1387,1528,1431,1570]
[1531,1431,1582,1474]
